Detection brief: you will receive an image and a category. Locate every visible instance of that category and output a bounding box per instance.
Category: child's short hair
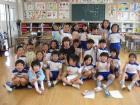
[31,60,41,69]
[84,55,93,64]
[99,39,106,44]
[16,45,24,51]
[43,42,49,46]
[67,54,79,65]
[15,59,25,66]
[87,39,94,44]
[129,53,137,59]
[36,50,43,55]
[51,51,59,56]
[100,52,109,58]
[110,49,119,57]
[62,37,71,47]
[111,24,119,32]
[50,40,59,49]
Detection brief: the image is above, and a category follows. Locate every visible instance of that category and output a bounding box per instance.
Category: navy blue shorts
[98,72,111,80]
[110,43,121,53]
[126,72,135,80]
[51,71,59,80]
[80,41,87,50]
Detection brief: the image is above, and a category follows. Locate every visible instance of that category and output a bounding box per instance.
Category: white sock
[39,81,44,91]
[34,81,42,94]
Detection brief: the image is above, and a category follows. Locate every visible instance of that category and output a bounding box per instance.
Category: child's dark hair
[16,45,24,51]
[110,49,119,58]
[99,39,106,44]
[31,60,41,69]
[129,53,137,59]
[84,55,93,64]
[36,50,44,55]
[62,37,71,47]
[51,50,59,56]
[73,39,80,44]
[87,39,94,44]
[50,40,59,49]
[100,52,109,58]
[43,42,49,46]
[67,54,79,65]
[101,19,110,31]
[111,24,119,32]
[15,59,25,66]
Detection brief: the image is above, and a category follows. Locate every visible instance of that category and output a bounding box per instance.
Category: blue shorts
[126,72,135,80]
[98,72,111,80]
[110,43,121,53]
[80,41,87,50]
[50,71,59,80]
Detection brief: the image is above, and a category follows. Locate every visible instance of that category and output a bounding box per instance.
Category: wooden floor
[0,49,140,105]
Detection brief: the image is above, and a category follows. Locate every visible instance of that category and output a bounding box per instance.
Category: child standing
[109,24,125,53]
[45,51,62,88]
[95,52,115,92]
[120,53,140,91]
[28,60,45,94]
[81,55,96,80]
[42,43,51,61]
[62,54,83,89]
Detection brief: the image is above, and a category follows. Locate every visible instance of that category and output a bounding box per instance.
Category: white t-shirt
[109,33,125,43]
[60,30,72,41]
[87,34,102,46]
[125,62,140,74]
[97,62,110,72]
[47,61,62,71]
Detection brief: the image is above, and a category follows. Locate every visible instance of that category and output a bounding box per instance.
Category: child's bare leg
[39,80,44,91]
[12,77,20,86]
[20,78,28,86]
[62,77,72,85]
[106,74,115,87]
[71,79,82,85]
[45,70,51,81]
[96,75,103,87]
[129,74,139,88]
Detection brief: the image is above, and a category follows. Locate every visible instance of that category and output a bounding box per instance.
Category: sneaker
[53,80,58,86]
[121,84,126,89]
[47,81,52,88]
[27,85,33,89]
[3,83,13,92]
[94,87,102,92]
[72,84,80,89]
[102,84,110,96]
[63,82,66,86]
[127,84,132,91]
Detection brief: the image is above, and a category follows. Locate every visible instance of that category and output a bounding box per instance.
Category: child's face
[64,25,70,32]
[59,53,64,60]
[129,56,136,63]
[87,43,93,49]
[63,41,70,48]
[91,29,99,35]
[69,58,76,66]
[17,48,24,55]
[16,63,24,71]
[103,21,109,29]
[51,42,57,49]
[112,25,118,33]
[100,43,106,48]
[85,58,92,65]
[53,25,59,31]
[36,52,43,61]
[111,52,117,57]
[52,54,59,61]
[42,45,48,51]
[83,26,87,31]
[33,65,40,72]
[27,45,33,51]
[100,56,108,62]
[73,42,79,48]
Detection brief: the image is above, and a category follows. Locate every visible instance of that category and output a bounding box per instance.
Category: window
[0,4,6,21]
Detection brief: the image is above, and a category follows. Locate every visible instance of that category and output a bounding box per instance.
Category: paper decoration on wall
[47,11,57,19]
[58,2,70,19]
[24,2,34,10]
[130,3,140,20]
[107,4,117,19]
[118,2,129,12]
[117,12,129,20]
[46,2,57,11]
[35,2,46,10]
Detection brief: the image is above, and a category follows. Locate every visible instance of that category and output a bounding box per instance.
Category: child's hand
[57,75,61,81]
[32,78,38,83]
[108,58,112,63]
[71,78,78,82]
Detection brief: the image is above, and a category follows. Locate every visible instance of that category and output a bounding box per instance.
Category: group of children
[4,20,140,95]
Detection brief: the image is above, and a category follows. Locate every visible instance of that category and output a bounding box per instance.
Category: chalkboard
[72,4,105,21]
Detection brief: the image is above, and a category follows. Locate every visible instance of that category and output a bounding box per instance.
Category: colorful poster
[58,2,70,19]
[118,2,129,12]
